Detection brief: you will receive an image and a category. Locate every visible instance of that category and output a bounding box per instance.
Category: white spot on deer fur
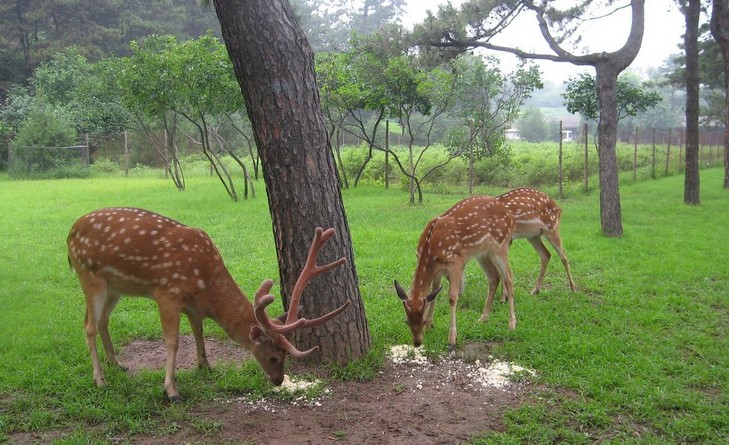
[139,230,146,235]
[124,238,131,244]
[197,279,206,290]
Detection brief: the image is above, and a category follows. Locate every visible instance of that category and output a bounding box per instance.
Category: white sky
[401,1,687,84]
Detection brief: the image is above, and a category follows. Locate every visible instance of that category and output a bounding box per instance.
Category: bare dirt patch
[18,337,534,444]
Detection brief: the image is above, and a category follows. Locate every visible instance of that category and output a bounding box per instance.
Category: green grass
[0,168,727,444]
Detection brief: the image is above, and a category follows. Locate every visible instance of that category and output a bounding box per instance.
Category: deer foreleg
[447,269,464,348]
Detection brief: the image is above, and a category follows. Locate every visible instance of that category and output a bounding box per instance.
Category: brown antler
[252,227,351,358]
[285,227,349,327]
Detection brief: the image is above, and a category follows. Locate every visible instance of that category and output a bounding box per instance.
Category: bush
[8,104,85,179]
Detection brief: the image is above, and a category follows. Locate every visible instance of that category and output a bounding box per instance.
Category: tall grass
[0,168,727,444]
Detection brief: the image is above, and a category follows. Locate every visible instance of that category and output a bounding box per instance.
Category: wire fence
[7,140,90,178]
[557,123,724,197]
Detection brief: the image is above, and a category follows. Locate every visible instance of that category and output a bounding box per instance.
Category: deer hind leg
[527,235,552,295]
[97,288,123,369]
[477,256,500,322]
[543,229,576,292]
[491,249,516,331]
[156,293,183,402]
[186,312,210,370]
[80,271,110,387]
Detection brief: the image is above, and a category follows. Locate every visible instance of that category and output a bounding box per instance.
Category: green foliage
[563,73,663,122]
[8,104,86,178]
[517,106,550,142]
[12,105,77,148]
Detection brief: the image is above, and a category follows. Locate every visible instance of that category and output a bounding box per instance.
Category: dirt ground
[15,336,533,445]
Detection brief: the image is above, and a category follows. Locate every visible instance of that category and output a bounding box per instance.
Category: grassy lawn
[0,168,727,444]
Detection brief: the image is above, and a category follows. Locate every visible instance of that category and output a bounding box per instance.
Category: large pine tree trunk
[710,0,729,190]
[212,0,370,363]
[683,0,701,205]
[595,64,623,237]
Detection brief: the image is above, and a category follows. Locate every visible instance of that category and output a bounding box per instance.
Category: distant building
[505,128,520,140]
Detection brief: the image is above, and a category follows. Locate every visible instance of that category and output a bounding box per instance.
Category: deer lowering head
[394,196,517,348]
[67,208,349,402]
[496,188,576,296]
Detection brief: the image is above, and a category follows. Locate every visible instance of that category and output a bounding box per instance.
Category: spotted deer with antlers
[394,196,517,348]
[496,188,576,296]
[67,208,350,402]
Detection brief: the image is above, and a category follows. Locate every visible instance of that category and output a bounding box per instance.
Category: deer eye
[269,356,280,365]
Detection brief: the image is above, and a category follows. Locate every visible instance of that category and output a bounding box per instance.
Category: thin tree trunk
[683,0,700,205]
[595,64,623,237]
[710,0,729,189]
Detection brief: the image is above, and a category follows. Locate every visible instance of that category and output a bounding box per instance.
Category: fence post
[665,128,672,176]
[652,128,657,179]
[633,125,638,181]
[124,130,130,177]
[679,127,684,171]
[385,120,390,190]
[583,123,589,192]
[84,134,90,166]
[558,120,563,199]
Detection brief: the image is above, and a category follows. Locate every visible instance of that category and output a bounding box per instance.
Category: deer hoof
[168,394,184,404]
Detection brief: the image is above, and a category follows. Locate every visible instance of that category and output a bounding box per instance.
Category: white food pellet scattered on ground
[273,374,321,393]
[388,344,536,390]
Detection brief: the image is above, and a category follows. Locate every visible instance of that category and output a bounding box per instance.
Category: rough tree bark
[711,0,729,190]
[212,0,370,362]
[681,0,701,205]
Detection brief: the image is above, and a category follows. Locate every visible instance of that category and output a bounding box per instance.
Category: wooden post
[385,120,390,190]
[651,128,657,179]
[583,122,588,192]
[665,128,672,176]
[633,125,638,181]
[124,130,130,177]
[558,121,563,199]
[678,127,684,171]
[84,134,90,166]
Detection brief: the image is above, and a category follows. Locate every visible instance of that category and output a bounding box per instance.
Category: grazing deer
[496,188,576,296]
[67,207,350,402]
[394,196,516,348]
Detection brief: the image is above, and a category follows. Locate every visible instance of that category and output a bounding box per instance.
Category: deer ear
[394,280,409,301]
[425,286,442,303]
[401,299,412,314]
[249,325,265,343]
[275,311,288,326]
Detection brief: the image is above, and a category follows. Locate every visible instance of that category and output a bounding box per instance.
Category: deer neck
[205,270,259,349]
[410,255,441,303]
